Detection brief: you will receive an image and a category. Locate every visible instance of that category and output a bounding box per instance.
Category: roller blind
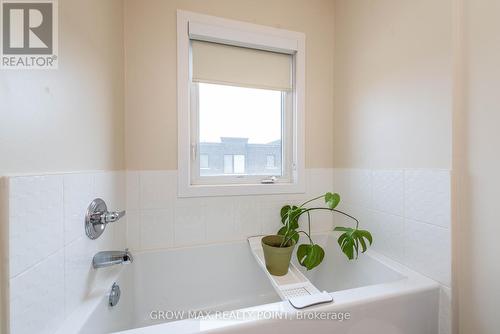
[191,40,293,91]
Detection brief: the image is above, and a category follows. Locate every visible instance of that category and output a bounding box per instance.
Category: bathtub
[56,233,440,334]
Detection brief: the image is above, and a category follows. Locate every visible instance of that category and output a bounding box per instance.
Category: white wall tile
[260,199,285,235]
[302,170,337,233]
[371,211,405,264]
[126,171,140,211]
[372,170,404,216]
[10,250,64,334]
[112,216,128,250]
[93,171,125,210]
[4,168,451,333]
[333,203,373,233]
[63,173,94,245]
[140,171,175,210]
[405,219,451,286]
[333,168,373,208]
[308,210,334,233]
[141,209,174,249]
[174,198,206,247]
[126,210,142,250]
[233,196,262,238]
[6,171,125,334]
[204,197,237,242]
[333,167,451,297]
[127,169,339,249]
[9,175,64,277]
[64,237,95,317]
[405,170,451,228]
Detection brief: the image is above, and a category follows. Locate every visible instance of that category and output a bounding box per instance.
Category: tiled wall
[5,172,126,334]
[2,168,336,334]
[332,168,452,334]
[1,168,451,334]
[125,169,336,251]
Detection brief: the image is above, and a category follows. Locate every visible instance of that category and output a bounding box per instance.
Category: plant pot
[261,235,296,276]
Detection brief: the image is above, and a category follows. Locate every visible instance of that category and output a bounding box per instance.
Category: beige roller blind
[191,40,292,91]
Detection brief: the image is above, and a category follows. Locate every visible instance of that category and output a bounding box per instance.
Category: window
[177,10,305,197]
[223,154,246,174]
[200,154,209,169]
[223,155,233,174]
[266,155,276,169]
[198,83,283,177]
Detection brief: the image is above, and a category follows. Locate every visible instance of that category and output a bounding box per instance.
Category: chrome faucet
[85,198,126,240]
[90,209,126,225]
[93,249,134,269]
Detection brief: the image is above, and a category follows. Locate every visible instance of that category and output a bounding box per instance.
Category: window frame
[177,10,305,197]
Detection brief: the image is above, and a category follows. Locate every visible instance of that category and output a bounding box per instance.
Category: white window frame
[177,10,305,197]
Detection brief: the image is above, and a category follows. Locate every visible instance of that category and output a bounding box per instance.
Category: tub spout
[93,249,133,269]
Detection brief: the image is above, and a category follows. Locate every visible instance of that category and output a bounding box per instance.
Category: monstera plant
[260,192,373,276]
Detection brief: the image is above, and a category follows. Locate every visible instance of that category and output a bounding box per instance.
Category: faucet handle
[105,210,126,224]
[85,198,126,240]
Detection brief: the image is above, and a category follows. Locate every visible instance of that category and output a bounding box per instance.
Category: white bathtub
[56,233,440,334]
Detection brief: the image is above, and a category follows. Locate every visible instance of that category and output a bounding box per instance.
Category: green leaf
[325,192,341,209]
[296,244,325,270]
[337,233,347,248]
[280,205,302,229]
[333,226,352,232]
[340,237,354,260]
[353,238,359,259]
[277,226,299,244]
[280,205,291,224]
[277,226,287,236]
[289,207,302,228]
[357,230,373,245]
[358,233,367,253]
[288,231,300,244]
[335,227,374,260]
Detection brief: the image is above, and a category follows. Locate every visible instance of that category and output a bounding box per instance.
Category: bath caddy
[247,236,333,309]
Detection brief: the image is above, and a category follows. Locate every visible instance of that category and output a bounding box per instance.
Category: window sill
[178,181,305,197]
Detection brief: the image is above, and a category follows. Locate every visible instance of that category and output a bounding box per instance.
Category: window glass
[266,155,276,169]
[234,155,245,174]
[198,83,282,177]
[223,154,233,174]
[200,154,209,169]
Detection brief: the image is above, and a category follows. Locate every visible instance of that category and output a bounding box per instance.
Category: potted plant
[261,192,373,276]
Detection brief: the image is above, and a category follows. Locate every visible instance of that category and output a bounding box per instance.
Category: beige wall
[455,0,500,333]
[124,0,335,170]
[0,0,125,176]
[333,0,453,169]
